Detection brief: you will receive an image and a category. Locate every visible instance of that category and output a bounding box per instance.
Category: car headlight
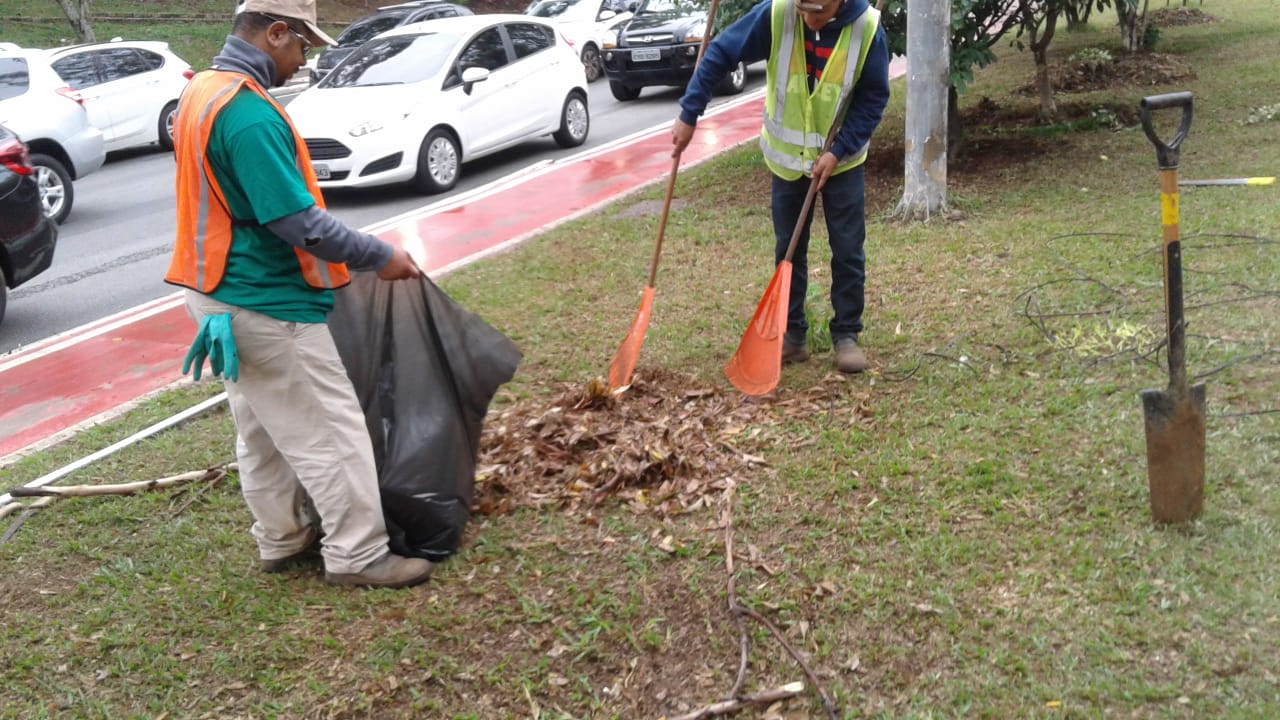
[682,22,706,43]
[602,29,618,49]
[349,121,384,138]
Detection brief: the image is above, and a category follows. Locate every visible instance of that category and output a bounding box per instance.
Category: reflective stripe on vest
[759,1,879,180]
[166,70,350,293]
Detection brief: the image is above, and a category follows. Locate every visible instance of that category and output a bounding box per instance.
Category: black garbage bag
[328,272,520,561]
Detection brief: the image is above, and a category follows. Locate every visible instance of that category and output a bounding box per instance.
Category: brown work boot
[260,529,321,574]
[325,553,433,589]
[834,338,868,374]
[781,340,810,364]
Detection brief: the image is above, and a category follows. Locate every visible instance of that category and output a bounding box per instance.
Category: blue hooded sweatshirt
[678,0,890,162]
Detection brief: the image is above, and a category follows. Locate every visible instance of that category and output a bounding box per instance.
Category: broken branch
[664,681,806,720]
[7,464,235,498]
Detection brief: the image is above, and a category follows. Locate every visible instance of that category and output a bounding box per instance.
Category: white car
[288,14,590,194]
[0,44,106,224]
[525,0,633,82]
[45,39,194,153]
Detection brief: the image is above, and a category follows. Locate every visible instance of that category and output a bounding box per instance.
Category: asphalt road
[0,68,765,355]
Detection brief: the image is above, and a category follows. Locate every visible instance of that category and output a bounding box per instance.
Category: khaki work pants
[185,291,388,575]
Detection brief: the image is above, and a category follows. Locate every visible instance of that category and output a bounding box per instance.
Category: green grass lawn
[2,2,1278,718]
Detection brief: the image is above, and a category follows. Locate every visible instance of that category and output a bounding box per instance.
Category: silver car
[0,43,106,224]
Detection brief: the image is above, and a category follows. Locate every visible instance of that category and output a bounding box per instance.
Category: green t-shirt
[205,87,333,322]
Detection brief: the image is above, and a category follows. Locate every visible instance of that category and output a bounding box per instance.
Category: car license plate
[631,48,661,62]
[313,164,330,180]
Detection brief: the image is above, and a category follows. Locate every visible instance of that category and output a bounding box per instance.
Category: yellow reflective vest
[760,0,880,180]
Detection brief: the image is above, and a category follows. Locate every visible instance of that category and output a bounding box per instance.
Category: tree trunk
[1064,0,1093,31]
[54,0,95,43]
[1032,45,1056,120]
[1025,2,1059,121]
[893,0,950,221]
[1117,0,1149,52]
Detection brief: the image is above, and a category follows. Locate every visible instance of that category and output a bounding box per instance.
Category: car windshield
[637,0,694,13]
[0,58,31,101]
[335,12,410,47]
[320,32,458,88]
[525,0,584,19]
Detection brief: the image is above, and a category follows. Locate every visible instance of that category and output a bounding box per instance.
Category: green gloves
[182,313,239,382]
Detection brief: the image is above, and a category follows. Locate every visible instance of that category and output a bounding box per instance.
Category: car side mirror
[461,66,490,95]
[599,9,616,20]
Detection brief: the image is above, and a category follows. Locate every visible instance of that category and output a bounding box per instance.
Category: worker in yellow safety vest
[673,0,890,374]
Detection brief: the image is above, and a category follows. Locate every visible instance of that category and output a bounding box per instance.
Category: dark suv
[0,124,57,325]
[312,1,474,83]
[601,0,746,101]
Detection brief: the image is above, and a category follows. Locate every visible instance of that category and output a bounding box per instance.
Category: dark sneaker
[260,530,321,574]
[834,338,868,374]
[325,553,433,589]
[781,340,810,364]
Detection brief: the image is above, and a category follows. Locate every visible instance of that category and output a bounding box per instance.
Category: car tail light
[0,137,33,175]
[560,31,575,48]
[55,86,84,105]
[183,68,195,80]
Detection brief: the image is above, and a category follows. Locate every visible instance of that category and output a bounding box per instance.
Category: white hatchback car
[45,39,194,153]
[289,14,590,194]
[525,0,632,82]
[0,44,105,224]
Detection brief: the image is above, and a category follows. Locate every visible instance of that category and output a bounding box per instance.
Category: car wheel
[581,43,603,83]
[0,273,7,326]
[412,128,460,194]
[716,60,748,95]
[158,100,179,151]
[609,80,641,102]
[30,153,74,225]
[552,91,589,148]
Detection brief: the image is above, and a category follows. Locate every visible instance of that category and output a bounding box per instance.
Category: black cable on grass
[1011,229,1279,415]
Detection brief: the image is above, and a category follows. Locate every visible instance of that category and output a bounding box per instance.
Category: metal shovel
[1138,91,1206,524]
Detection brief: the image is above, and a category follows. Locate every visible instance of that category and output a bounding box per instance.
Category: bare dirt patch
[615,197,688,218]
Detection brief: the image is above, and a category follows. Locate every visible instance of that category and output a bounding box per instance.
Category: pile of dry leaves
[474,368,872,518]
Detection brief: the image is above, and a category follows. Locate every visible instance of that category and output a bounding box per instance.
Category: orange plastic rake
[724,92,855,396]
[607,0,724,392]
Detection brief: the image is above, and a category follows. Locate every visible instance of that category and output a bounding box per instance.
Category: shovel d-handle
[1140,92,1194,396]
[1140,92,1193,170]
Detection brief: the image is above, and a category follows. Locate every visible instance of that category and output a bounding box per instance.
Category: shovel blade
[609,286,656,391]
[724,263,791,396]
[1140,382,1207,523]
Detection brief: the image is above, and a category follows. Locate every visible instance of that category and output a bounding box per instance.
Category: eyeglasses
[264,14,313,58]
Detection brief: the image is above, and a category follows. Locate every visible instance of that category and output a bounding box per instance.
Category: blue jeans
[770,165,867,346]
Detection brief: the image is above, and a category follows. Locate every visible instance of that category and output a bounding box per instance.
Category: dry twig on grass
[0,497,56,545]
[670,483,842,719]
[664,681,806,720]
[7,463,236,499]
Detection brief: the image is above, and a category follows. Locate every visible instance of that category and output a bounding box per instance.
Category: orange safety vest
[166,70,350,293]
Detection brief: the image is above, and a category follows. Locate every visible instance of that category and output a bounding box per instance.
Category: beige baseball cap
[235,0,338,46]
